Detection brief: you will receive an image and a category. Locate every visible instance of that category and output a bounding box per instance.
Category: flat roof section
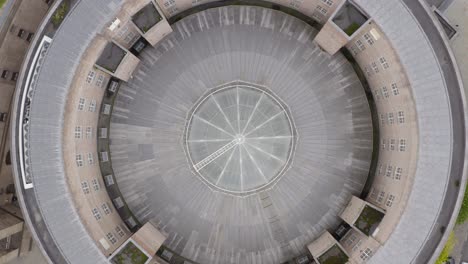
[96,42,127,73]
[354,205,384,236]
[317,244,349,264]
[132,3,162,33]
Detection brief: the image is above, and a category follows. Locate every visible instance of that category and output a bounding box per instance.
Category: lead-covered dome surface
[110,6,373,263]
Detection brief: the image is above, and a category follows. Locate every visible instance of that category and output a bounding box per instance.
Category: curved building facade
[9,0,467,264]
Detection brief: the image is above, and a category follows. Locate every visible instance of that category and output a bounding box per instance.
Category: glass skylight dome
[184,82,296,195]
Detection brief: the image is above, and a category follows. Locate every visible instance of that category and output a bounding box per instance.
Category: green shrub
[435,232,456,264]
[52,2,68,27]
[0,0,7,9]
[344,22,360,36]
[456,185,468,224]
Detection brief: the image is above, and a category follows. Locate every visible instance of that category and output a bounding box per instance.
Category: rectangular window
[398,111,405,124]
[81,181,90,194]
[370,188,379,200]
[382,86,389,98]
[395,167,403,180]
[102,203,111,215]
[75,126,82,139]
[78,98,86,111]
[386,194,396,207]
[92,208,101,220]
[374,89,381,100]
[380,114,385,125]
[86,127,93,139]
[363,33,374,45]
[379,57,389,69]
[399,139,407,152]
[96,74,105,87]
[124,31,137,44]
[290,0,301,8]
[349,45,358,56]
[100,128,108,139]
[86,70,96,84]
[345,234,357,247]
[352,240,362,252]
[11,72,19,81]
[390,139,396,151]
[100,151,109,162]
[168,6,179,15]
[103,104,112,115]
[312,12,323,23]
[364,67,372,77]
[387,112,394,124]
[87,153,94,165]
[92,178,100,191]
[360,248,373,261]
[386,165,393,177]
[381,139,387,150]
[356,40,365,51]
[164,0,175,7]
[321,0,333,6]
[113,197,124,209]
[26,32,34,42]
[1,70,9,79]
[106,232,117,244]
[17,29,25,38]
[391,83,399,95]
[371,62,379,73]
[88,100,96,112]
[316,5,327,15]
[378,164,384,175]
[105,175,114,186]
[377,191,386,203]
[75,154,83,167]
[115,226,125,237]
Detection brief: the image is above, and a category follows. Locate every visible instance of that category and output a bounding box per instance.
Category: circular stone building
[10,0,467,264]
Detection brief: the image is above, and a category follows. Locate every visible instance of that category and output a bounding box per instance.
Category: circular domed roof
[109,6,373,263]
[184,83,297,195]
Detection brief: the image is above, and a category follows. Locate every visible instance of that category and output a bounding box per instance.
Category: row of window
[320,0,334,7]
[292,1,332,14]
[378,164,403,180]
[163,0,176,8]
[77,98,97,112]
[116,25,138,45]
[380,111,405,126]
[81,178,101,194]
[370,188,397,208]
[381,138,407,152]
[75,126,94,139]
[92,202,113,220]
[350,30,379,56]
[374,83,400,101]
[367,57,390,75]
[10,24,34,42]
[342,233,373,261]
[75,153,96,167]
[360,247,373,261]
[106,225,127,245]
[1,70,19,81]
[364,56,390,78]
[86,70,106,87]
